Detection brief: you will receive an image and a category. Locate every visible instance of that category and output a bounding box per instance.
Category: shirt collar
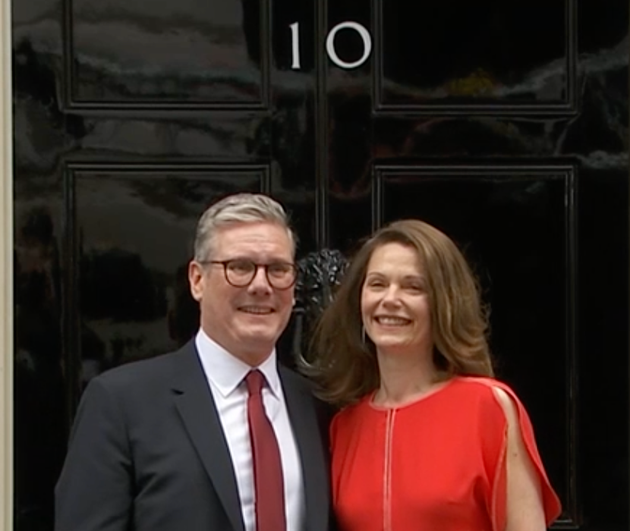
[195,328,281,399]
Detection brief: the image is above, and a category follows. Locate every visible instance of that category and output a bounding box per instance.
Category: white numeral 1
[290,22,301,70]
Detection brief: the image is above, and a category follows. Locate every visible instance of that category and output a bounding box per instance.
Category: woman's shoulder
[330,394,373,433]
[446,376,528,419]
[452,375,518,399]
[333,394,373,418]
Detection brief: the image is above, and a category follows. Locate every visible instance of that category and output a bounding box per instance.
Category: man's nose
[248,265,272,292]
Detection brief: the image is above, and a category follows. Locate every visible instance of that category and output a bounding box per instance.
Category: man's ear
[188,261,204,302]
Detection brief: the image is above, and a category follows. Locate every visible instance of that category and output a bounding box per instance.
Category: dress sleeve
[485,380,562,530]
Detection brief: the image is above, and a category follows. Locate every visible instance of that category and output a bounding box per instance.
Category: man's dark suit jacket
[54,340,333,531]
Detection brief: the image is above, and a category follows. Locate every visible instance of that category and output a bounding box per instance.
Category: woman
[310,219,561,531]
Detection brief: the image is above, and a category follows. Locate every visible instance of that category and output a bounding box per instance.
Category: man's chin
[238,328,278,348]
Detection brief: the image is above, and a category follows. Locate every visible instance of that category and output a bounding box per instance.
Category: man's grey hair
[193,193,296,262]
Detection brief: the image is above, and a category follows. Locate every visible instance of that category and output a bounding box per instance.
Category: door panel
[70,167,267,392]
[377,1,572,110]
[12,0,629,529]
[375,166,574,520]
[68,0,271,106]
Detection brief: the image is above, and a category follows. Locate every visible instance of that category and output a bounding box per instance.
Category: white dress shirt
[195,329,306,531]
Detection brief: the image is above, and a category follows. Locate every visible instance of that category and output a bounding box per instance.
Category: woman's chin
[374,339,414,355]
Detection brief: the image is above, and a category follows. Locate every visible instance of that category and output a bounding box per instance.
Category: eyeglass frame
[199,259,298,290]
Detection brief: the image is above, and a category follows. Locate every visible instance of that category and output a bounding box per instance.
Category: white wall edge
[1,0,13,525]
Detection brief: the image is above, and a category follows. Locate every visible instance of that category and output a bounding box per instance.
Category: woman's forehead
[366,242,424,273]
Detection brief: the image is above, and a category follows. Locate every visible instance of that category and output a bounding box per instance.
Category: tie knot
[246,370,266,395]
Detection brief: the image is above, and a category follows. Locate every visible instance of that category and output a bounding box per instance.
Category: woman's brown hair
[308,219,493,407]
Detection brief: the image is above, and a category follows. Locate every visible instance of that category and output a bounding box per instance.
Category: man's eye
[268,263,291,276]
[229,261,254,273]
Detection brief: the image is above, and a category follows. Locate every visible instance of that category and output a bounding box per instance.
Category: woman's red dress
[331,376,562,531]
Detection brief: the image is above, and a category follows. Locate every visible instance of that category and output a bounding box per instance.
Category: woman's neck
[374,348,441,407]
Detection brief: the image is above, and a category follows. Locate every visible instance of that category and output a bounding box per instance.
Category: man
[55,193,333,531]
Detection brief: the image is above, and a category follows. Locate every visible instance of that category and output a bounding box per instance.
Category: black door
[12,0,629,529]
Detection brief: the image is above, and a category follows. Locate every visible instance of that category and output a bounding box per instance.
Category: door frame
[1,0,13,526]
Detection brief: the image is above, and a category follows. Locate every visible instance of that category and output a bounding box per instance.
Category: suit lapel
[280,367,330,531]
[171,342,245,531]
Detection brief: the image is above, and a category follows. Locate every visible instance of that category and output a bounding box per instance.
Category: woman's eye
[406,284,424,292]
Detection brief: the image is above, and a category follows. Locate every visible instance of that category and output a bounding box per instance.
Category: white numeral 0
[326,21,372,70]
[290,21,372,70]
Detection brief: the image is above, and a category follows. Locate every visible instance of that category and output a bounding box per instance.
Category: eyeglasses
[202,259,298,290]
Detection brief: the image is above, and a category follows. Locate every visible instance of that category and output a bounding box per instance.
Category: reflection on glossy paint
[72,0,264,102]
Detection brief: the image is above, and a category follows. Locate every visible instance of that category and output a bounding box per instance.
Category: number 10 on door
[290,21,373,70]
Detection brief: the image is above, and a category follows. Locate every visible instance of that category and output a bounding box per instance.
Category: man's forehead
[214,222,293,252]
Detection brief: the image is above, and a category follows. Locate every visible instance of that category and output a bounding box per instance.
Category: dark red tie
[245,370,286,531]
